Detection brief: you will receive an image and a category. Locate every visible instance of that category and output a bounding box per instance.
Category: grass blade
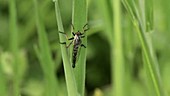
[145,0,153,32]
[134,21,164,96]
[0,51,7,96]
[72,0,87,96]
[9,0,21,95]
[34,0,59,96]
[97,0,112,42]
[122,0,165,95]
[54,0,78,96]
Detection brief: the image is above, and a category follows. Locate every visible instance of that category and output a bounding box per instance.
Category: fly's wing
[76,45,82,63]
[69,44,74,66]
[71,45,81,68]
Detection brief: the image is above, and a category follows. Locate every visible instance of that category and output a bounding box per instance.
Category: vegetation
[0,0,170,96]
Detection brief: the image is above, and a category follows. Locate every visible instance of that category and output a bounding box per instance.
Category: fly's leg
[66,40,73,48]
[59,31,74,48]
[59,31,74,40]
[82,23,89,34]
[60,42,67,46]
[81,35,85,38]
[84,28,89,32]
[68,37,74,40]
[81,44,86,48]
[72,32,75,36]
[60,42,66,45]
[83,23,88,29]
[59,31,69,40]
[60,41,73,48]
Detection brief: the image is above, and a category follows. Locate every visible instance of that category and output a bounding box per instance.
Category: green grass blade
[72,0,87,96]
[97,0,112,42]
[145,0,153,32]
[122,0,165,95]
[134,21,164,96]
[0,69,6,96]
[9,0,20,95]
[54,0,78,96]
[0,51,7,96]
[97,0,124,96]
[96,0,124,95]
[34,0,59,96]
[112,0,124,96]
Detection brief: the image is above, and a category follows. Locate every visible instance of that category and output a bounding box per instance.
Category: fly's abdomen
[72,45,79,68]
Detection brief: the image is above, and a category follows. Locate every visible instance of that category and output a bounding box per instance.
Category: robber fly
[59,24,88,68]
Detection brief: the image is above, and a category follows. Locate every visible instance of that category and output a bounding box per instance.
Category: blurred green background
[0,0,170,96]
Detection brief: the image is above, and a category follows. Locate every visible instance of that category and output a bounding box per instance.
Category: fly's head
[75,31,82,38]
[73,31,83,44]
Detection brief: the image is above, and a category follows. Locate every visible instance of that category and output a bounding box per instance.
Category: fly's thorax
[73,34,82,45]
[74,35,79,41]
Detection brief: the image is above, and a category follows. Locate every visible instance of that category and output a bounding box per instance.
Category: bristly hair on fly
[59,24,89,68]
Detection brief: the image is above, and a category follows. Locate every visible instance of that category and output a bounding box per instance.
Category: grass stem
[112,0,124,96]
